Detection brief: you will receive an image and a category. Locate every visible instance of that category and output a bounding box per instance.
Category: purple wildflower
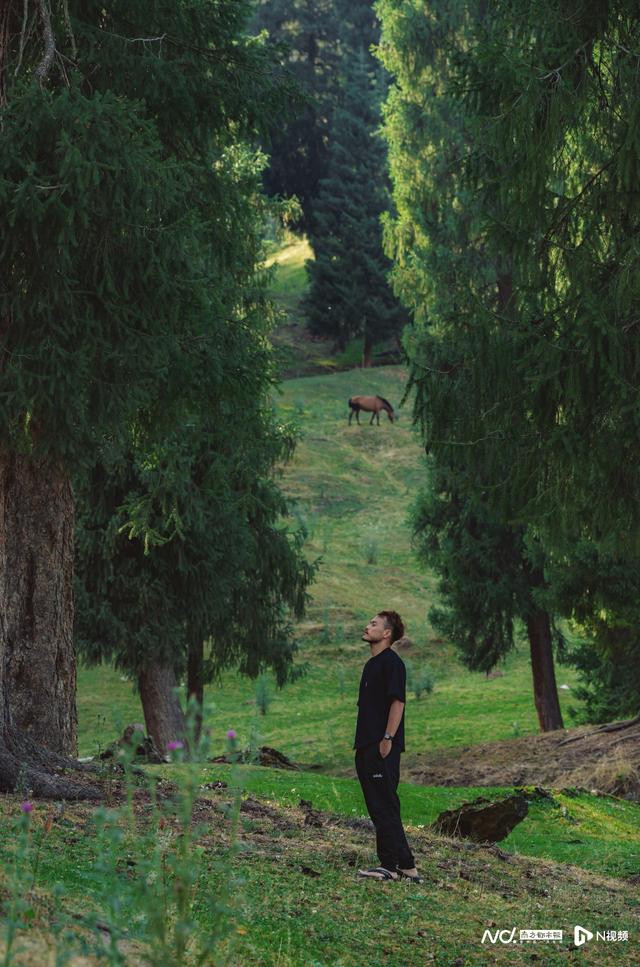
[166,740,184,751]
[226,730,237,740]
[21,801,33,814]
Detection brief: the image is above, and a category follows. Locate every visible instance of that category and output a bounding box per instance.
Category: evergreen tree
[304,51,406,366]
[76,337,315,750]
[378,0,640,720]
[377,0,567,728]
[0,0,303,794]
[251,0,383,229]
[413,465,564,731]
[381,0,640,543]
[546,545,640,723]
[251,0,343,229]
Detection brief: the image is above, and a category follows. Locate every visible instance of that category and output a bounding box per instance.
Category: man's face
[362,614,389,645]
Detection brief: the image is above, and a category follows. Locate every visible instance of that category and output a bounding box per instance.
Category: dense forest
[1,0,639,963]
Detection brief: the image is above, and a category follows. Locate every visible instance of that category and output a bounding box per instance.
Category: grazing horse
[348,395,395,425]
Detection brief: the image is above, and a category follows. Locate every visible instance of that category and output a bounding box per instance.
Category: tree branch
[13,0,29,78]
[557,714,640,746]
[541,155,617,245]
[34,0,56,85]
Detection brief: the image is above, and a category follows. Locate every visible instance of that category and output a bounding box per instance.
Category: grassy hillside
[264,234,338,378]
[78,366,582,779]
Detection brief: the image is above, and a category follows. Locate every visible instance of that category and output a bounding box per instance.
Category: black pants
[355,742,415,871]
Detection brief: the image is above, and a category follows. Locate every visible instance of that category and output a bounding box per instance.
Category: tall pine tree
[378,0,640,722]
[251,0,342,230]
[378,0,567,728]
[0,0,307,793]
[412,464,564,730]
[252,0,381,230]
[304,51,406,366]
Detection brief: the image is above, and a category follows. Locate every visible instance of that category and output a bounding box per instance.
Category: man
[354,610,422,882]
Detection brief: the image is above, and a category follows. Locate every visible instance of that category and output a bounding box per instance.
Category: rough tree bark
[0,4,104,800]
[527,608,564,732]
[139,661,186,757]
[0,448,99,798]
[2,450,77,754]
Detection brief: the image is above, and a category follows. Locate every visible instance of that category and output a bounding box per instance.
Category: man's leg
[356,744,405,872]
[384,748,416,872]
[356,747,396,868]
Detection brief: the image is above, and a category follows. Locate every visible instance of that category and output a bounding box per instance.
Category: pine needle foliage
[379,0,640,546]
[1,1,313,687]
[304,50,407,354]
[412,464,558,675]
[377,0,640,716]
[251,0,383,230]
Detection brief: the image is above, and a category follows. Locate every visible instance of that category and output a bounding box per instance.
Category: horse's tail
[348,397,357,409]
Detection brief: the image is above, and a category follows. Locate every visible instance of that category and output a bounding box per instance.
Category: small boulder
[258,746,300,770]
[299,799,325,827]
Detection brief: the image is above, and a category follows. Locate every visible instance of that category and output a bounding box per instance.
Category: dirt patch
[406,716,640,800]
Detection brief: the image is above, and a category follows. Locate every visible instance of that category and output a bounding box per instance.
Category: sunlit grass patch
[265,235,313,317]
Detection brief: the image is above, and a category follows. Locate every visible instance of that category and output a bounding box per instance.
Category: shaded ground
[1,786,638,965]
[406,717,640,801]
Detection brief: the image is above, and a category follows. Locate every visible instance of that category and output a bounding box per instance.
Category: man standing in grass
[354,611,422,883]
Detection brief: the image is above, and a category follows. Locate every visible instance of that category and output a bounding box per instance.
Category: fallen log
[430,794,528,842]
[557,715,640,747]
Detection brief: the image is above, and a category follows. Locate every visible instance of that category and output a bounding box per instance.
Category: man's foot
[396,867,423,884]
[357,867,398,881]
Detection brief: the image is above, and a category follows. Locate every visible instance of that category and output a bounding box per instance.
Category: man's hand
[379,737,392,758]
[379,700,404,758]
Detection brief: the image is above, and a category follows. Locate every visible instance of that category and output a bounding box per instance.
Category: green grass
[265,235,313,318]
[1,767,637,966]
[78,644,579,772]
[155,763,640,881]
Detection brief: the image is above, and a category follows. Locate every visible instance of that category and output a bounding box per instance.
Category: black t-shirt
[354,647,406,752]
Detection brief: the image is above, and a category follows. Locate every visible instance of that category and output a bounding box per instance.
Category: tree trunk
[139,661,186,757]
[0,449,77,754]
[526,609,564,731]
[0,448,99,798]
[362,328,373,368]
[187,637,204,744]
[0,7,99,800]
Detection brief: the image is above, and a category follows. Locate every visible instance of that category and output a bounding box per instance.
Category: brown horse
[348,395,395,425]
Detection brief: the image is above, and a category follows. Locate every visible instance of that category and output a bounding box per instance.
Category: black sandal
[396,868,424,884]
[357,866,398,881]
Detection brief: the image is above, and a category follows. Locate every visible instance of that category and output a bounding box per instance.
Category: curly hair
[377,610,405,644]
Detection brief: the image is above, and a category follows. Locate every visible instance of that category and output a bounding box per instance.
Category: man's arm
[379,699,404,758]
